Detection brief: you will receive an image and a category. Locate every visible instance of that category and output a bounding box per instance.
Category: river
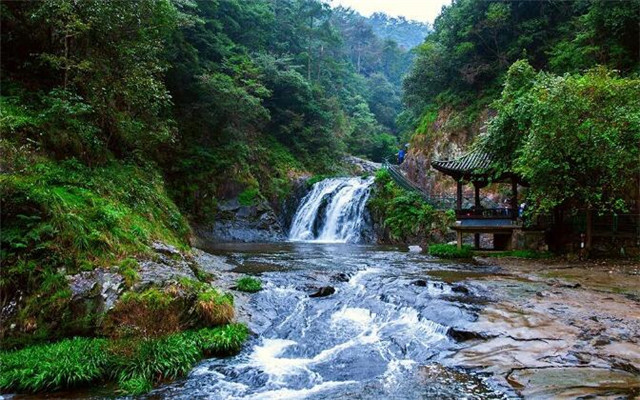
[148,242,514,399]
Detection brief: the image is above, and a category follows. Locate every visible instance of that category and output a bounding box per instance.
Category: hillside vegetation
[401,0,640,236]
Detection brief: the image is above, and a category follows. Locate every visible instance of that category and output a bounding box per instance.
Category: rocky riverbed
[156,243,640,399]
[439,257,640,398]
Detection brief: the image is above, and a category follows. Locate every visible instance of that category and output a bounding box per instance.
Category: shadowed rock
[310,286,336,298]
[451,284,470,294]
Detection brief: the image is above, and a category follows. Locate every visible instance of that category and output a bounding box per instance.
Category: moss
[235,276,262,293]
[429,244,474,259]
[0,324,249,395]
[238,187,260,206]
[485,250,552,259]
[118,258,139,288]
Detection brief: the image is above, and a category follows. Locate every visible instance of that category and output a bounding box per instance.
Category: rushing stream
[149,243,512,400]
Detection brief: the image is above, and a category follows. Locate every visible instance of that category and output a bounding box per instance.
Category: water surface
[150,243,512,399]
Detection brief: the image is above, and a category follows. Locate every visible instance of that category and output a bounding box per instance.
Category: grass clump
[196,324,250,356]
[0,337,109,392]
[196,289,235,326]
[103,287,183,339]
[235,276,262,293]
[490,250,552,259]
[429,244,474,259]
[0,324,249,395]
[237,187,260,206]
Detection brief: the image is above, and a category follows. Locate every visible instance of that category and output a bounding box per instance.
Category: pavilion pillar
[456,180,463,211]
[474,183,481,249]
[511,178,518,220]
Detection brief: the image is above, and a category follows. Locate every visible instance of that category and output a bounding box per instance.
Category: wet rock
[447,327,491,342]
[192,248,235,273]
[506,367,640,398]
[451,284,470,294]
[310,286,336,298]
[344,155,380,174]
[151,241,181,257]
[66,269,124,313]
[408,245,422,253]
[333,273,351,283]
[412,279,428,287]
[135,255,197,290]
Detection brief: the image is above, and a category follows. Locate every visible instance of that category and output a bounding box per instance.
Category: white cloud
[327,0,451,24]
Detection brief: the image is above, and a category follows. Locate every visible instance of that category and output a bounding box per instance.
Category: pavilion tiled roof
[431,150,493,179]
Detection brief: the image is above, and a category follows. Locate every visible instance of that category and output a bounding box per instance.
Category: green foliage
[235,276,262,293]
[429,244,474,259]
[196,323,250,356]
[483,62,640,216]
[238,187,260,206]
[0,324,249,394]
[118,258,139,288]
[488,250,552,259]
[0,153,192,346]
[369,169,454,243]
[402,0,639,140]
[0,337,109,392]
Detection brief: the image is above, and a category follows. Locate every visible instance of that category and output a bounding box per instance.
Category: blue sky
[327,0,451,23]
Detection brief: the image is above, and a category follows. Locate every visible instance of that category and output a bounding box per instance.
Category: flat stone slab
[507,367,640,399]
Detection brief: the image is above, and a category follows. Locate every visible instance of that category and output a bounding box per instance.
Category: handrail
[382,160,455,209]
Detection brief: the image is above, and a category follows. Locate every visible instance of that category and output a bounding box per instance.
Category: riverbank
[442,256,640,398]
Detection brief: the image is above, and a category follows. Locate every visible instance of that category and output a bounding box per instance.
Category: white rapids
[289,177,374,243]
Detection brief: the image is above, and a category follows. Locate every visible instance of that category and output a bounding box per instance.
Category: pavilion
[431,150,524,250]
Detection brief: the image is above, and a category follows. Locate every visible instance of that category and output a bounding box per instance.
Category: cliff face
[401,107,492,197]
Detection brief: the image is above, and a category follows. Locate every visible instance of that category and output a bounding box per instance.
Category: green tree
[484,61,640,248]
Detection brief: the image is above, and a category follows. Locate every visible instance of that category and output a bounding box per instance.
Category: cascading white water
[289,177,374,243]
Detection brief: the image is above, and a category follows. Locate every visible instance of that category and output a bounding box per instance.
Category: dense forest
[0,0,425,353]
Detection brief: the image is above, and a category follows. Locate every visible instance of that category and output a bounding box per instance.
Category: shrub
[103,288,183,338]
[429,244,474,259]
[196,289,235,326]
[368,170,454,243]
[235,276,262,293]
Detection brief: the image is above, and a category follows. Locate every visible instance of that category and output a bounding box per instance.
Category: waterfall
[289,177,374,243]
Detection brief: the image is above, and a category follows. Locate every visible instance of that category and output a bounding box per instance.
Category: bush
[368,169,453,243]
[235,276,262,293]
[429,244,474,259]
[0,324,249,395]
[196,324,250,356]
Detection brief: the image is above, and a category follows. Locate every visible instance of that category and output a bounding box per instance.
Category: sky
[327,0,451,24]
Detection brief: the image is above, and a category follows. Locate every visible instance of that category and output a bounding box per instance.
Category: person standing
[397,147,406,164]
